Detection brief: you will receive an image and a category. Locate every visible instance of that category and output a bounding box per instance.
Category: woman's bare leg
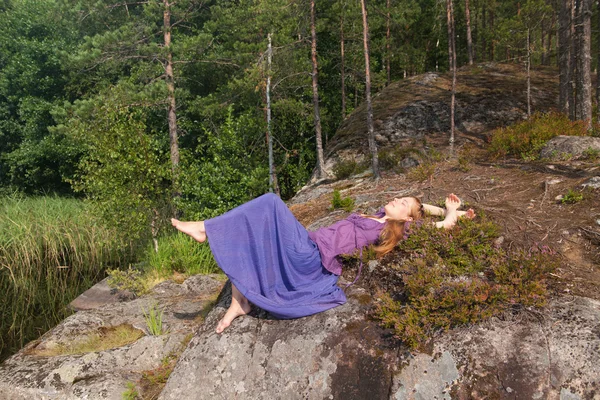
[216,284,251,333]
[171,219,207,243]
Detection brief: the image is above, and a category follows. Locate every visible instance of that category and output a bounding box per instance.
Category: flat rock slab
[0,275,224,400]
[69,277,135,311]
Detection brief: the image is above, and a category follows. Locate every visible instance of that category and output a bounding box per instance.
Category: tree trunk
[570,0,577,119]
[482,4,487,62]
[163,0,179,185]
[266,33,277,193]
[341,3,346,120]
[541,20,547,65]
[547,10,556,65]
[360,0,380,179]
[447,0,456,145]
[527,28,532,117]
[310,0,326,179]
[465,0,473,65]
[597,0,600,124]
[490,7,495,60]
[576,0,592,129]
[386,0,391,85]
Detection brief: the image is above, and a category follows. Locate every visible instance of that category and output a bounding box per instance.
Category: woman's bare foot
[215,299,251,334]
[171,219,206,243]
[216,284,251,333]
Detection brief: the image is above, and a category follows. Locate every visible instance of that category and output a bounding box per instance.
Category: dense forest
[2,0,596,233]
[1,0,599,359]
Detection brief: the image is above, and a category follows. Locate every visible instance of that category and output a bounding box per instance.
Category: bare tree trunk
[447,0,456,145]
[541,20,547,65]
[465,0,474,65]
[482,4,487,62]
[547,10,556,65]
[310,0,326,179]
[266,33,277,193]
[341,3,346,120]
[164,0,179,185]
[386,0,391,85]
[490,6,495,60]
[527,28,532,117]
[360,0,380,179]
[570,0,577,119]
[597,0,600,124]
[576,0,592,129]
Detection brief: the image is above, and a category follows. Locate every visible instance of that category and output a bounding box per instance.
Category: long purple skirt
[204,193,346,319]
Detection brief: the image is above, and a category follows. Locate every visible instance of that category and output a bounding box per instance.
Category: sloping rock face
[159,282,402,400]
[319,63,558,180]
[0,275,223,400]
[159,286,600,399]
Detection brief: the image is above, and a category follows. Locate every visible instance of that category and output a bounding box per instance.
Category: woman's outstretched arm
[434,194,461,229]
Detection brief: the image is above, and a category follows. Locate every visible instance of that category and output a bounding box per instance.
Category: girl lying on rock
[171,193,474,333]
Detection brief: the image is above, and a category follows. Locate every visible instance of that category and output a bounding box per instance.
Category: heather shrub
[374,214,558,349]
[489,112,590,160]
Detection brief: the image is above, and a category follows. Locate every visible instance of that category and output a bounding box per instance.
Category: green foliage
[374,215,558,349]
[561,189,584,204]
[331,190,355,212]
[332,158,370,180]
[66,85,173,246]
[177,106,269,220]
[143,303,165,336]
[0,196,130,362]
[489,112,590,160]
[107,267,147,297]
[582,147,600,160]
[144,234,219,276]
[122,382,139,400]
[378,146,422,172]
[408,163,436,182]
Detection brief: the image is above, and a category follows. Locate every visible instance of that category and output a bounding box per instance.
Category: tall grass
[0,196,132,361]
[144,233,219,276]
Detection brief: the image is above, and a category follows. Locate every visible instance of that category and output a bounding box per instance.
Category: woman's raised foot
[171,219,207,243]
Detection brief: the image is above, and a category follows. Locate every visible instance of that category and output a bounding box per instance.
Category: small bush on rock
[489,112,590,160]
[373,214,558,349]
[331,190,355,212]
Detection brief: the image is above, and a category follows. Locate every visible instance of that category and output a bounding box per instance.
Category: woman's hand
[445,193,461,212]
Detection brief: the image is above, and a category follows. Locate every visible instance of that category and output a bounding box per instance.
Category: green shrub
[582,147,600,160]
[407,163,436,182]
[373,214,558,349]
[489,112,590,160]
[331,190,355,212]
[561,189,584,204]
[122,382,139,400]
[332,158,370,180]
[378,146,422,171]
[107,267,147,297]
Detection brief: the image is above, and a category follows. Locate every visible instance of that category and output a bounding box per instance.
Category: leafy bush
[489,112,590,160]
[378,145,422,172]
[561,189,584,204]
[331,190,355,212]
[374,215,558,349]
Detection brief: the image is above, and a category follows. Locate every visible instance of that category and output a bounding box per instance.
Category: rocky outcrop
[319,63,559,181]
[541,136,600,160]
[0,275,224,400]
[158,284,600,399]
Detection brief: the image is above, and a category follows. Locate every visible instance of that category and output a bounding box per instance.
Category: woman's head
[383,197,424,221]
[374,196,424,257]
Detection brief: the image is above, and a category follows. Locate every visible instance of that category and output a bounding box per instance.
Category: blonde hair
[371,197,424,257]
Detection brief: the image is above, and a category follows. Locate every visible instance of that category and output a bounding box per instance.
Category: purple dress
[204,193,385,319]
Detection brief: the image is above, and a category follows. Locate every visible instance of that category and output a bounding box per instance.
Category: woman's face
[384,197,418,220]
